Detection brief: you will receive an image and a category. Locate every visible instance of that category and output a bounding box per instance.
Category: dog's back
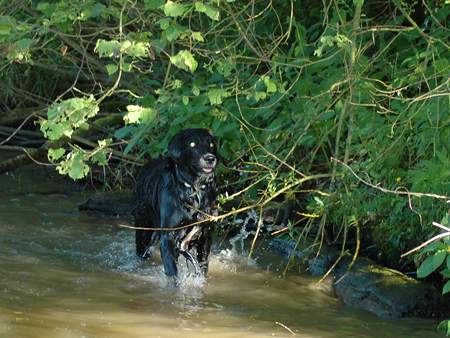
[134,158,170,256]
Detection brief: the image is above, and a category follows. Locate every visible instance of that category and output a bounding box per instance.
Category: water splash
[228,209,259,254]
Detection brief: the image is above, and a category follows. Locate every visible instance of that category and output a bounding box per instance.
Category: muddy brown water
[0,158,443,337]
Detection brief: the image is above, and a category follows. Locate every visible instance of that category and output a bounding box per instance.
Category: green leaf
[95,39,121,58]
[437,320,450,336]
[0,16,15,35]
[106,64,118,75]
[57,151,90,180]
[48,148,65,162]
[16,38,33,50]
[207,88,229,105]
[124,105,156,124]
[123,125,147,155]
[164,24,185,42]
[92,152,107,166]
[114,125,136,139]
[145,0,164,10]
[123,41,150,58]
[159,18,171,30]
[447,255,450,269]
[40,96,99,140]
[36,2,51,14]
[254,91,267,102]
[170,50,198,73]
[191,31,204,42]
[441,213,450,226]
[417,251,447,278]
[122,62,132,72]
[192,85,200,96]
[421,240,445,254]
[91,141,110,166]
[215,59,235,77]
[443,280,450,295]
[194,2,220,21]
[182,96,189,106]
[262,76,277,93]
[164,1,189,17]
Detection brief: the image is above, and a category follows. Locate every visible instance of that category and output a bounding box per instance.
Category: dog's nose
[203,154,216,164]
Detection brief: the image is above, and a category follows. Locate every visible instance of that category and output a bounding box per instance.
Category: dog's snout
[203,153,216,164]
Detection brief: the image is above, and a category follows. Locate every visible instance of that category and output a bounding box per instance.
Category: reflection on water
[0,164,443,338]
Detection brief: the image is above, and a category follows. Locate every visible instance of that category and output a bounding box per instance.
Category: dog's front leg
[197,228,213,275]
[160,233,178,278]
[159,198,182,283]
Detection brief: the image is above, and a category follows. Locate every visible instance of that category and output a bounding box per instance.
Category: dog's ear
[168,135,182,162]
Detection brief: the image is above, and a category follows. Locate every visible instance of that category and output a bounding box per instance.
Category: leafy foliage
[416,213,450,335]
[40,96,99,140]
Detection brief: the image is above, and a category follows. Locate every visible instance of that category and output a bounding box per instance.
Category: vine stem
[401,222,450,257]
[332,157,450,201]
[97,2,127,104]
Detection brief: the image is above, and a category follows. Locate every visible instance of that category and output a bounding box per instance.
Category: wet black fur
[133,129,218,279]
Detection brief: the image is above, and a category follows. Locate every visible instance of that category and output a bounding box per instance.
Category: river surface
[0,157,443,338]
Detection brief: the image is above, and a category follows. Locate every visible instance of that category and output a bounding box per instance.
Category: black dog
[133,128,218,280]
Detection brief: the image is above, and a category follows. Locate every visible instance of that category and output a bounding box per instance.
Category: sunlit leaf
[170,50,198,73]
[192,85,200,96]
[207,88,229,105]
[262,76,277,93]
[40,96,99,140]
[57,151,90,180]
[92,140,111,166]
[191,31,204,42]
[164,1,189,17]
[123,41,150,58]
[95,39,121,58]
[124,105,156,124]
[106,64,118,75]
[194,2,220,21]
[48,148,65,162]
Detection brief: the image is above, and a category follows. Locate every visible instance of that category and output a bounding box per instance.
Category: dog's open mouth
[201,166,215,174]
[199,154,217,175]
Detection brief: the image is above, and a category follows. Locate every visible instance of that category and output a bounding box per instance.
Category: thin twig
[248,206,263,258]
[275,322,296,336]
[332,157,449,201]
[0,113,37,146]
[401,222,450,257]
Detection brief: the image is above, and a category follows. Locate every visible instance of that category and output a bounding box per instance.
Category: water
[0,159,443,337]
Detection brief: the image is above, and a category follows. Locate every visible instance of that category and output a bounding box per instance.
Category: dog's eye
[210,142,214,148]
[189,142,196,148]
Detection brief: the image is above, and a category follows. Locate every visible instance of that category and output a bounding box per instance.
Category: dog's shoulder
[138,157,170,179]
[136,157,173,198]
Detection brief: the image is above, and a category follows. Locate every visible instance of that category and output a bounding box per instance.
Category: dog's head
[168,128,218,177]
